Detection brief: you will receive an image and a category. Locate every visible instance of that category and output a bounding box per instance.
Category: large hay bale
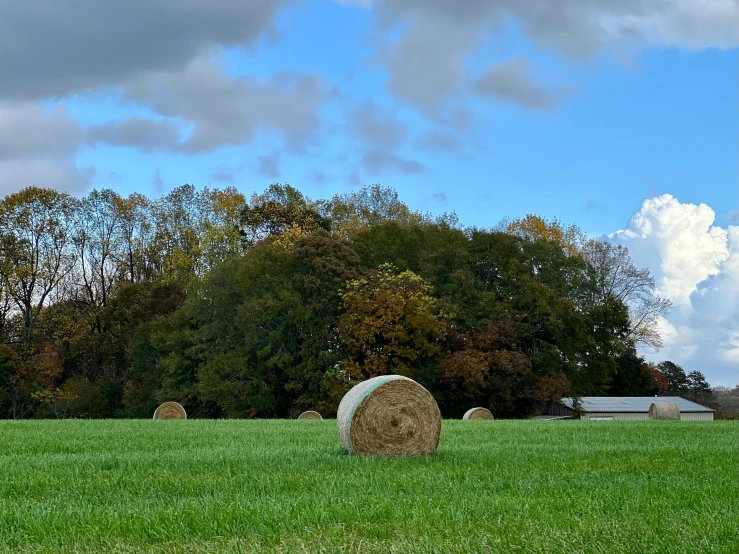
[297,410,322,420]
[649,401,680,420]
[462,407,494,420]
[153,401,187,420]
[337,375,441,457]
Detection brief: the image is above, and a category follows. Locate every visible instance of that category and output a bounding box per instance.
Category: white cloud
[610,194,739,386]
[610,194,729,308]
[0,158,94,197]
[474,58,571,110]
[365,0,739,116]
[0,103,91,195]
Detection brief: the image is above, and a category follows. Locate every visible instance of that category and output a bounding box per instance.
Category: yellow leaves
[270,223,310,249]
[438,350,489,397]
[339,264,448,379]
[506,214,586,256]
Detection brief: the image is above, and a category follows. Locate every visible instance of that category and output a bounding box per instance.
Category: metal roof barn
[545,397,714,421]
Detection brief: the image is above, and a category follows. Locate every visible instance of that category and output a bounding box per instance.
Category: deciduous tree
[0,187,77,344]
[339,264,449,380]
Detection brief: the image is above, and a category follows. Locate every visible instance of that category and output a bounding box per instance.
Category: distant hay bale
[649,401,680,420]
[337,375,441,457]
[153,401,187,420]
[297,410,322,420]
[462,407,494,420]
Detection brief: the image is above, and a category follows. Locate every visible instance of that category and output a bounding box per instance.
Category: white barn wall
[580,412,714,421]
[679,412,714,421]
[581,412,649,420]
[548,398,715,420]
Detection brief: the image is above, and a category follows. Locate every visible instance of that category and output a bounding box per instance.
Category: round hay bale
[462,407,494,420]
[649,401,680,420]
[297,410,322,420]
[153,401,187,420]
[337,375,441,457]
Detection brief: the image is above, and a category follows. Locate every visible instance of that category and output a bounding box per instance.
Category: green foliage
[658,360,689,395]
[239,183,329,248]
[685,370,713,406]
[0,183,698,420]
[137,234,361,418]
[339,263,449,380]
[606,347,658,396]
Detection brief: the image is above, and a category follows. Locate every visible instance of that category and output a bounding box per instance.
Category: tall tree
[0,187,77,344]
[504,214,586,257]
[150,184,205,282]
[199,186,245,270]
[139,234,361,419]
[239,183,328,248]
[648,364,670,395]
[316,184,428,240]
[339,263,449,380]
[116,192,155,283]
[71,189,126,332]
[607,348,657,396]
[581,240,671,349]
[686,370,712,404]
[502,216,671,350]
[658,360,689,395]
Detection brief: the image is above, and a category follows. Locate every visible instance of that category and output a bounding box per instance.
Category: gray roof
[559,396,714,413]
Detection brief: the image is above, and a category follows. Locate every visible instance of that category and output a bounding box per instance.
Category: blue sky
[0,0,737,384]
[67,2,736,236]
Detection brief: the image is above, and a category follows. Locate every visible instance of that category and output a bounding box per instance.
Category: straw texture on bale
[337,375,441,457]
[648,401,680,420]
[153,401,187,420]
[462,407,494,420]
[297,410,322,420]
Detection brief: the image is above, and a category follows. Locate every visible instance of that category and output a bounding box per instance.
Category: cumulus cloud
[610,194,739,386]
[611,195,729,307]
[475,59,570,110]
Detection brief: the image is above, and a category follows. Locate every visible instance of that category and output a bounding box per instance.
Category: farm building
[542,397,715,421]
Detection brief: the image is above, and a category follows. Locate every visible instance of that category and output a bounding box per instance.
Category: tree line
[0,183,725,419]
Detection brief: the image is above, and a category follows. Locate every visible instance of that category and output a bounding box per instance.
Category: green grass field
[0,420,736,554]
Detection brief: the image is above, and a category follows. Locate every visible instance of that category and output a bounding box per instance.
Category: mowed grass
[0,420,737,554]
